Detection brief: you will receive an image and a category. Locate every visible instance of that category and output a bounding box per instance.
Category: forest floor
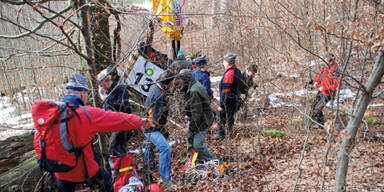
[121,75,384,191]
[1,74,384,191]
[123,104,384,192]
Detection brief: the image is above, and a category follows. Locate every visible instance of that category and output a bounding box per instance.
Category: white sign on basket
[125,56,164,96]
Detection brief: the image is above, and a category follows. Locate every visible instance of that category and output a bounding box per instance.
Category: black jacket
[104,81,132,114]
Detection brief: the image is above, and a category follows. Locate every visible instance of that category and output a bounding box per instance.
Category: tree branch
[0,15,88,60]
[0,0,54,5]
[23,1,89,60]
[0,5,71,39]
[373,89,384,99]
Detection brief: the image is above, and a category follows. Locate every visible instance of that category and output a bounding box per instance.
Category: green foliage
[363,115,378,125]
[262,129,286,138]
[307,97,315,103]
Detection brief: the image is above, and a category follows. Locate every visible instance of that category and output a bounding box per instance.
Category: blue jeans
[144,131,171,183]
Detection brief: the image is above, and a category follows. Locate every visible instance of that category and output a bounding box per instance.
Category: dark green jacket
[183,79,214,132]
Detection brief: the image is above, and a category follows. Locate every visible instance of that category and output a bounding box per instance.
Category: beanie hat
[66,73,89,91]
[179,69,193,82]
[177,50,185,57]
[224,53,237,64]
[193,56,207,67]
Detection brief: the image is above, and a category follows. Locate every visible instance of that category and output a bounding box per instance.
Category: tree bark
[0,132,42,192]
[335,50,384,191]
[90,0,112,72]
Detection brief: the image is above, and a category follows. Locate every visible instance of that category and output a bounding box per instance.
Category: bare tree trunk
[210,0,217,28]
[335,50,384,191]
[90,0,112,72]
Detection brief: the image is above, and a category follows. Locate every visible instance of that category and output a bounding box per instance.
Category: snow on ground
[276,72,300,79]
[210,76,222,83]
[0,96,33,140]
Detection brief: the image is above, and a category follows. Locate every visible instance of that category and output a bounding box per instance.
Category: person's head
[326,53,336,64]
[97,69,113,91]
[160,70,175,87]
[177,50,186,60]
[65,73,89,103]
[247,64,258,77]
[178,69,193,85]
[223,53,237,68]
[194,56,208,70]
[177,50,185,57]
[106,65,118,81]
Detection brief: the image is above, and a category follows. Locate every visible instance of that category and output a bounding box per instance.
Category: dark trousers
[56,168,112,192]
[171,40,180,60]
[312,92,331,125]
[218,101,239,137]
[109,130,136,155]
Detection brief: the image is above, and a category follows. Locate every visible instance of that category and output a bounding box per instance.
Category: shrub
[262,129,286,138]
[363,116,378,125]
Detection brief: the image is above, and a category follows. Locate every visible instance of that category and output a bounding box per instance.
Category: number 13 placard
[126,56,164,96]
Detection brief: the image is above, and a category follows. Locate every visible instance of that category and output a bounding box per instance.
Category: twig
[0,15,88,60]
[372,89,384,99]
[0,5,72,39]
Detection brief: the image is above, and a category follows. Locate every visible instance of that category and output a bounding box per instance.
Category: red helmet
[146,184,163,192]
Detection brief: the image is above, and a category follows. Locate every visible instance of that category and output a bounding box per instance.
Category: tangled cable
[184,159,229,183]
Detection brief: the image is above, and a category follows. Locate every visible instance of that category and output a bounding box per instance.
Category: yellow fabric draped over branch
[151,0,183,40]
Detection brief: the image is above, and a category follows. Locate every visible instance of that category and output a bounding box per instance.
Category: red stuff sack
[109,153,140,192]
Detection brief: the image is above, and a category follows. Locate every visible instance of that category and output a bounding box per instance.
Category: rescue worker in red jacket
[312,53,340,126]
[214,53,242,139]
[55,73,151,192]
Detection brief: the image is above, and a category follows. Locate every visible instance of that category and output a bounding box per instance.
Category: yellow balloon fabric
[151,0,183,40]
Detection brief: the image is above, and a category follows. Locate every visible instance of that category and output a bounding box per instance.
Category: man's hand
[318,86,324,92]
[240,94,246,100]
[218,106,223,112]
[140,118,151,131]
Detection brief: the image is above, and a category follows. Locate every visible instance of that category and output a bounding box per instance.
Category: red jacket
[314,64,340,96]
[55,106,143,182]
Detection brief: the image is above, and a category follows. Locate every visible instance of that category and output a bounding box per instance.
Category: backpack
[109,153,143,192]
[32,100,91,173]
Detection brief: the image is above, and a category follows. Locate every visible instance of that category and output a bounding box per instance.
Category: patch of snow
[210,76,222,83]
[305,60,319,66]
[274,89,317,97]
[368,103,384,108]
[276,72,300,79]
[0,96,33,140]
[132,1,152,11]
[271,103,302,108]
[272,65,284,69]
[327,89,356,107]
